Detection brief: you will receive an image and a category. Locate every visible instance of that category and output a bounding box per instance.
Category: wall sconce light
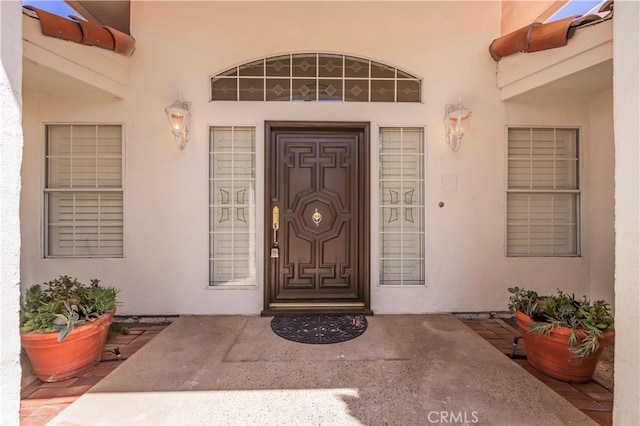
[165,97,191,150]
[445,102,472,152]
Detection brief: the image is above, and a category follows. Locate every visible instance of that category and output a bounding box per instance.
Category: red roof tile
[489,1,613,61]
[23,5,135,57]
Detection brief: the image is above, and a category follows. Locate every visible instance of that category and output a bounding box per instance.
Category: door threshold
[262,306,373,317]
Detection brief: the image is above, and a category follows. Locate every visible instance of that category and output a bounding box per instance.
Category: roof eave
[496,19,613,100]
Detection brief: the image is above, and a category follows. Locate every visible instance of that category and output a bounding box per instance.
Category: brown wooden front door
[264,122,370,315]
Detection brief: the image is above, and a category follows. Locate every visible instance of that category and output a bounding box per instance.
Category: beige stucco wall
[1,1,23,424]
[20,1,615,316]
[500,0,566,34]
[588,89,614,304]
[613,2,640,424]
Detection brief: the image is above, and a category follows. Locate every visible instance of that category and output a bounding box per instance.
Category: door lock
[270,247,279,258]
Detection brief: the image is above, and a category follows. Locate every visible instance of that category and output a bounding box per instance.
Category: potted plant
[507,286,614,383]
[20,275,120,382]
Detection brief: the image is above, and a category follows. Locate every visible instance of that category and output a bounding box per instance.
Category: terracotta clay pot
[21,312,114,382]
[515,310,614,383]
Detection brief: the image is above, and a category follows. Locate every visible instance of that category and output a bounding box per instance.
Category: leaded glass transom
[211,53,421,103]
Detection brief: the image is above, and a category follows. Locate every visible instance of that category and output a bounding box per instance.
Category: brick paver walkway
[20,324,168,426]
[462,318,613,426]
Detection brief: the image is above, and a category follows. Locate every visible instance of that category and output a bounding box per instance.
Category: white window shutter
[45,125,123,257]
[507,128,579,256]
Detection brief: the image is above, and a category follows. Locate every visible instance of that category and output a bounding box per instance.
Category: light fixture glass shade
[165,98,191,150]
[445,103,471,152]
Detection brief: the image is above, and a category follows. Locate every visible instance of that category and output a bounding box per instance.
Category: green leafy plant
[508,286,614,358]
[507,286,539,315]
[108,321,130,340]
[21,276,120,342]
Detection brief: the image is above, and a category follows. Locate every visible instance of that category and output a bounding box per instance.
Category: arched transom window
[210,53,421,103]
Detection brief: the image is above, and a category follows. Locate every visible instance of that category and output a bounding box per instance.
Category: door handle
[271,206,280,258]
[272,206,279,232]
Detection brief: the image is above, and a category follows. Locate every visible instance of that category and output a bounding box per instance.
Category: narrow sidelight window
[209,126,256,285]
[379,127,425,285]
[45,125,123,257]
[507,127,580,256]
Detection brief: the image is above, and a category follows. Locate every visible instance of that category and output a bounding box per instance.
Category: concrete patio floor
[47,314,596,425]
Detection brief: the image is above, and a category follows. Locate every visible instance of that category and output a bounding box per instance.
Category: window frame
[208,125,257,287]
[505,126,581,257]
[43,123,125,258]
[378,126,427,286]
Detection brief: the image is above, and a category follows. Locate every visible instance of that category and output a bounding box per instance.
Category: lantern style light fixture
[445,102,472,152]
[165,97,191,150]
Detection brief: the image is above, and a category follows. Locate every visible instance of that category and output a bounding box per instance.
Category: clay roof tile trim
[489,16,577,61]
[23,5,135,57]
[489,1,614,61]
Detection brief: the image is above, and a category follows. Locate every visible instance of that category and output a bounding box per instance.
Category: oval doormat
[271,314,368,344]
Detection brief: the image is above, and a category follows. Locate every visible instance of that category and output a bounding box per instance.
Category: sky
[22,0,80,18]
[547,0,603,22]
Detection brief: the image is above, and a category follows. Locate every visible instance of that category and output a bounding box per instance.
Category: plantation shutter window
[45,125,123,257]
[507,128,579,256]
[379,127,425,285]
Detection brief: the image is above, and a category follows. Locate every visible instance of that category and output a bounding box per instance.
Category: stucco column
[613,1,640,425]
[0,1,23,425]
